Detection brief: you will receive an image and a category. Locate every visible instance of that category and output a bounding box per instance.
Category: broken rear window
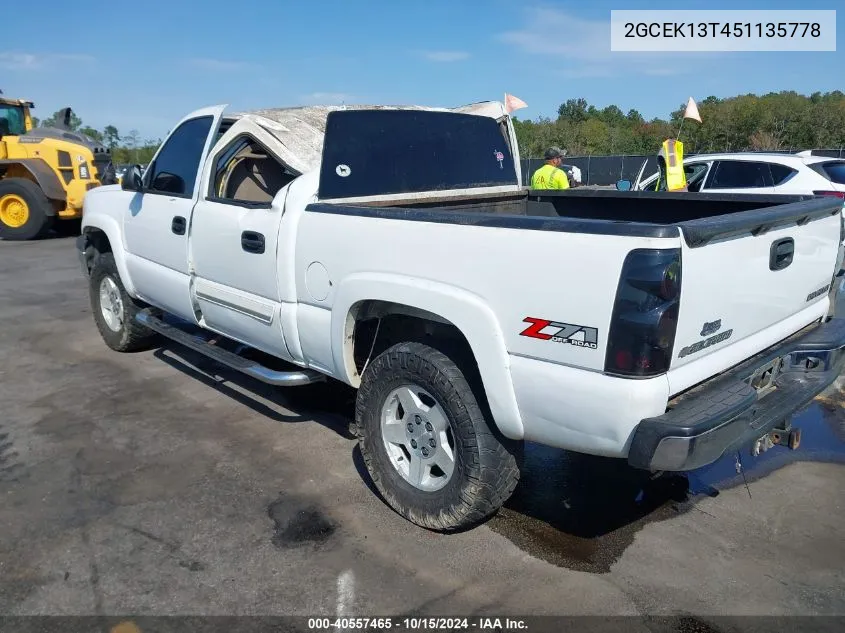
[318,109,517,199]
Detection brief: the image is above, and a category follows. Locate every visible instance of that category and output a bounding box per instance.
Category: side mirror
[616,179,632,191]
[121,164,144,192]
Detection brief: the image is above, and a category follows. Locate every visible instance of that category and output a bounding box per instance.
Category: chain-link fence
[521,148,845,187]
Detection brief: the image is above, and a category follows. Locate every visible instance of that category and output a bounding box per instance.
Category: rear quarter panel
[294,209,680,373]
[293,206,681,451]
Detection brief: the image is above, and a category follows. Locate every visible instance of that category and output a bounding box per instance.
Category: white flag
[504,93,528,114]
[683,96,702,123]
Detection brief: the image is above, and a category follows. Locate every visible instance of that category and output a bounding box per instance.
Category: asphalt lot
[1,235,844,619]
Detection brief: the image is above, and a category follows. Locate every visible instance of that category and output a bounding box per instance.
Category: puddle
[687,397,845,495]
[267,494,339,550]
[157,321,845,573]
[488,446,692,573]
[490,389,845,573]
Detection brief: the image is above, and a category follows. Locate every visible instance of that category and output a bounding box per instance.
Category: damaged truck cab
[77,101,845,531]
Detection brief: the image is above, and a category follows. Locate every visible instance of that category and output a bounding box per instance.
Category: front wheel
[0,178,54,240]
[89,252,158,352]
[355,342,521,531]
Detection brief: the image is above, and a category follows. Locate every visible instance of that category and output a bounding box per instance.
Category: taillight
[604,249,682,377]
[813,190,845,199]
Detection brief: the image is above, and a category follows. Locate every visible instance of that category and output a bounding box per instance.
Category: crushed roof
[226,102,508,174]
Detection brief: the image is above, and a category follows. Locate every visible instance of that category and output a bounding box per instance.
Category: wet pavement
[1,235,844,617]
[490,392,845,574]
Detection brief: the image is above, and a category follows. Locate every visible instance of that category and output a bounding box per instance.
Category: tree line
[32,110,161,165]
[513,91,845,158]
[31,90,845,163]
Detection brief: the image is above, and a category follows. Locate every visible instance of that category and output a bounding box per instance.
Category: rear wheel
[356,341,521,531]
[89,252,158,352]
[0,178,54,240]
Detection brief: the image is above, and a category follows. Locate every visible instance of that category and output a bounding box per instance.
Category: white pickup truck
[77,101,845,531]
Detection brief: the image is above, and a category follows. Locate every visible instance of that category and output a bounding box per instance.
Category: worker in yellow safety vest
[531,147,570,190]
[654,138,687,192]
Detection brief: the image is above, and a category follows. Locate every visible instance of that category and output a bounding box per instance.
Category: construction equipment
[0,91,117,240]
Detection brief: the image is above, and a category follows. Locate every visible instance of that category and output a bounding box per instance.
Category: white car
[77,102,845,531]
[626,152,845,198]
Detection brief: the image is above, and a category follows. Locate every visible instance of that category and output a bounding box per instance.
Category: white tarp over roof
[229,101,510,175]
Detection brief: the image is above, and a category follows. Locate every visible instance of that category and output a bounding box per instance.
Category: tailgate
[671,197,842,379]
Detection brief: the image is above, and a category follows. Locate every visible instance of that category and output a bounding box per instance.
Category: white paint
[672,214,839,372]
[668,297,829,396]
[189,121,296,359]
[334,569,355,630]
[75,207,137,296]
[122,251,196,321]
[118,104,229,321]
[296,304,337,376]
[81,98,844,466]
[325,271,527,440]
[316,184,522,206]
[305,262,331,301]
[509,353,669,457]
[637,152,845,196]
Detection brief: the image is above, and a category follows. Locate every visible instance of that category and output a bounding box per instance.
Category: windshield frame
[0,104,27,136]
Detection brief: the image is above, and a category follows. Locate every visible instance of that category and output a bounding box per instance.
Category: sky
[1,0,842,140]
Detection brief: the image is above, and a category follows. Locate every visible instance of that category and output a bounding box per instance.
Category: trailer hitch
[751,422,802,457]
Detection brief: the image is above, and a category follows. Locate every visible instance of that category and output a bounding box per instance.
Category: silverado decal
[700,319,722,337]
[519,317,598,349]
[679,328,734,358]
[806,284,831,302]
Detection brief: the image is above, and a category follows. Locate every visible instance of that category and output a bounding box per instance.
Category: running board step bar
[135,309,325,387]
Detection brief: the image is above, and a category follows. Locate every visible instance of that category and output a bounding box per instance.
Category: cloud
[497,7,713,77]
[417,50,470,63]
[186,57,256,72]
[0,52,95,71]
[299,92,357,105]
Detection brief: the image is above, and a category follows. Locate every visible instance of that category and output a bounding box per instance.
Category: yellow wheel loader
[0,93,117,240]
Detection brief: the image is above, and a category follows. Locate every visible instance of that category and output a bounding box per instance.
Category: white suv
[628,152,845,198]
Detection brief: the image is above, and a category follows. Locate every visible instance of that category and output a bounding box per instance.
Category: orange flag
[504,93,528,114]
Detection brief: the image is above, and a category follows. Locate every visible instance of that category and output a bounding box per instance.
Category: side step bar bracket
[136,309,325,387]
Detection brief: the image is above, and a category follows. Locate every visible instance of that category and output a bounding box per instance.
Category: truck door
[122,105,227,320]
[187,120,297,361]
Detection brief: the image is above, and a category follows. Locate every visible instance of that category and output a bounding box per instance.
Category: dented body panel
[79,100,845,469]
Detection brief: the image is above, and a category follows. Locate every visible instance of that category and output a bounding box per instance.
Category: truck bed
[309,189,841,248]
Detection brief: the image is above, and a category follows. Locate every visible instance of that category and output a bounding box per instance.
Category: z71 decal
[519,317,598,349]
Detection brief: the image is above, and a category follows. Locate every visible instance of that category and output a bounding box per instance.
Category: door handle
[770,237,794,271]
[241,231,265,254]
[171,216,186,236]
